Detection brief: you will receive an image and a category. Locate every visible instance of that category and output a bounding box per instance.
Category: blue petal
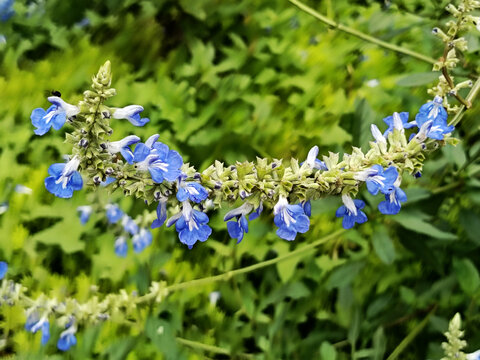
[133,143,150,162]
[120,147,135,165]
[0,261,7,279]
[149,167,165,183]
[294,214,310,233]
[48,163,66,177]
[51,113,67,130]
[227,221,242,239]
[276,226,297,241]
[41,321,50,345]
[176,187,188,202]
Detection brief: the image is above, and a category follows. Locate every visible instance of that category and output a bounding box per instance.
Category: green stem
[449,76,480,127]
[288,0,436,64]
[166,229,345,292]
[385,306,437,360]
[176,337,253,359]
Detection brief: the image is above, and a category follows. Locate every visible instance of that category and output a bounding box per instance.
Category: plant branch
[176,337,254,359]
[288,0,436,64]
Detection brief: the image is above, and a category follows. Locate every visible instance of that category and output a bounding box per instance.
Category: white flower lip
[113,105,144,119]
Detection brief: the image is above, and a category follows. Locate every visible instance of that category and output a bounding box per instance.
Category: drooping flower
[0,261,7,279]
[273,196,310,241]
[112,105,149,127]
[151,198,167,229]
[25,313,50,345]
[114,236,128,257]
[378,178,407,215]
[224,202,254,243]
[177,178,208,203]
[31,97,79,136]
[135,142,183,184]
[166,201,212,249]
[103,135,141,164]
[354,165,398,196]
[105,204,123,224]
[0,0,14,22]
[44,156,83,198]
[57,324,77,351]
[304,145,328,170]
[132,228,153,253]
[248,202,263,221]
[335,194,368,229]
[77,205,92,225]
[122,215,138,236]
[382,112,415,136]
[415,96,454,140]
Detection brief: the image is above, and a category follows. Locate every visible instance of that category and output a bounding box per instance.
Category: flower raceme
[34,80,454,250]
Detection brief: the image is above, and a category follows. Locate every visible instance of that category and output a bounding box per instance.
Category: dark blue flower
[273,196,310,241]
[415,96,453,140]
[167,201,212,249]
[378,186,407,215]
[57,326,77,351]
[25,313,50,345]
[224,203,255,243]
[113,105,149,126]
[114,236,128,257]
[132,228,152,253]
[354,165,398,196]
[31,97,79,136]
[135,142,183,184]
[248,203,263,221]
[0,0,14,22]
[0,261,7,279]
[44,156,83,198]
[382,112,415,136]
[77,206,92,225]
[335,195,368,229]
[105,135,141,164]
[105,204,123,224]
[302,200,311,217]
[151,199,167,229]
[177,181,208,203]
[133,134,159,162]
[122,215,138,235]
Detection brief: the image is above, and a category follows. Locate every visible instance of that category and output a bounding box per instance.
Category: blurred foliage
[1,0,480,358]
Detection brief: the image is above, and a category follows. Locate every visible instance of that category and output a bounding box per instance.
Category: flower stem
[449,76,480,127]
[288,0,436,64]
[166,228,345,292]
[176,337,253,359]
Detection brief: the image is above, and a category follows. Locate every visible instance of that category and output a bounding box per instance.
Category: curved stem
[176,337,253,359]
[289,0,436,64]
[166,229,345,292]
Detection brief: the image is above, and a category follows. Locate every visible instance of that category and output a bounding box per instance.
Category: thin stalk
[386,306,437,360]
[176,337,253,359]
[288,0,436,64]
[166,229,345,292]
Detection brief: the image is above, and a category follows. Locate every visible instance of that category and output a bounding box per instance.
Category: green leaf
[372,227,396,264]
[320,341,337,360]
[396,72,439,87]
[453,258,480,295]
[393,212,457,240]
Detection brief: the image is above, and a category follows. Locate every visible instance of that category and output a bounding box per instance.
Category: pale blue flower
[114,236,128,257]
[122,215,138,235]
[15,184,32,195]
[415,96,453,140]
[382,112,415,136]
[105,204,123,224]
[177,178,208,203]
[151,198,167,229]
[77,205,92,225]
[224,203,254,243]
[335,194,368,229]
[25,313,50,346]
[44,156,82,198]
[0,261,7,279]
[378,179,407,215]
[132,228,152,253]
[57,325,77,351]
[135,142,183,184]
[354,165,398,196]
[104,135,141,164]
[273,196,310,241]
[304,145,328,170]
[31,97,79,136]
[113,105,149,126]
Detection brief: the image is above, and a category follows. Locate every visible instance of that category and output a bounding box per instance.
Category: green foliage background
[1,0,480,358]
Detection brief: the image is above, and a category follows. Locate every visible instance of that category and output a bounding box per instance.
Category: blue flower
[302,200,311,217]
[167,201,212,249]
[44,156,83,198]
[105,204,123,224]
[135,142,183,184]
[354,165,398,196]
[31,97,79,136]
[57,326,77,351]
[467,350,480,360]
[177,180,208,203]
[114,236,128,257]
[248,202,263,221]
[100,177,117,187]
[151,199,167,229]
[113,105,149,126]
[25,313,50,346]
[122,215,138,236]
[335,194,368,229]
[105,135,141,164]
[370,124,387,145]
[378,186,407,215]
[77,206,92,225]
[0,261,7,279]
[415,96,453,140]
[382,112,415,136]
[304,146,328,170]
[0,0,14,22]
[132,228,153,253]
[133,134,159,162]
[224,203,254,243]
[273,196,310,241]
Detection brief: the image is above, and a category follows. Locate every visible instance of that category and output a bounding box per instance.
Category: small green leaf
[396,72,439,87]
[372,228,396,264]
[453,258,480,295]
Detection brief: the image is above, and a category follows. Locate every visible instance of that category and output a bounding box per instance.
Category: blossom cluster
[32,74,455,251]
